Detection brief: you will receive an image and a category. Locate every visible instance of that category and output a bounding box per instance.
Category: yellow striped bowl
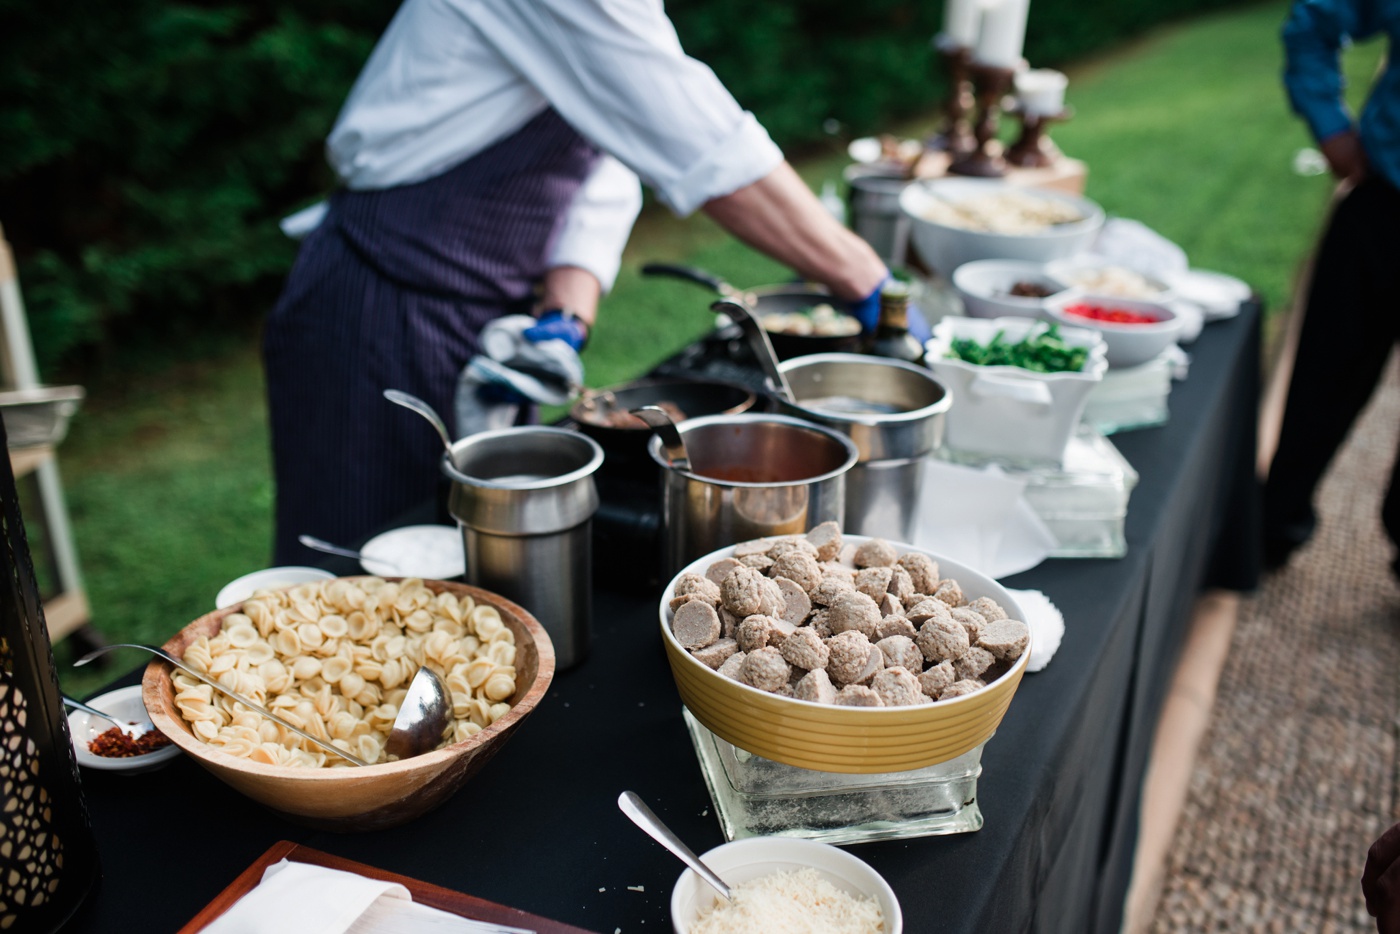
[659,537,1029,773]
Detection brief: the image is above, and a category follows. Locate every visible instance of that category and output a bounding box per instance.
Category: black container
[0,420,99,930]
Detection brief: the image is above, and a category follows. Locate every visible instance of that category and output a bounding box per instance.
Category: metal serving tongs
[710,298,795,404]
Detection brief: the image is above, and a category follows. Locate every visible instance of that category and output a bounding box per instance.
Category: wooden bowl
[659,538,1029,773]
[142,579,555,831]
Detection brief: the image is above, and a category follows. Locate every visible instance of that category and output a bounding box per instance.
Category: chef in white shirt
[264,0,889,565]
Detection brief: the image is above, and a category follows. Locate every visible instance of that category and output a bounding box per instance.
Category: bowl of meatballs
[658,523,1031,773]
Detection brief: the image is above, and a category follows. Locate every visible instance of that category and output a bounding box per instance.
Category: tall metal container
[0,420,99,930]
[443,427,603,669]
[777,354,952,542]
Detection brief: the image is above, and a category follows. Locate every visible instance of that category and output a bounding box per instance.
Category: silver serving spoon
[63,695,152,738]
[384,388,455,457]
[630,406,691,471]
[711,298,796,403]
[617,790,731,901]
[75,647,452,766]
[297,534,406,574]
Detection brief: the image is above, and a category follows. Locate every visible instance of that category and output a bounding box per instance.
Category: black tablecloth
[63,305,1261,934]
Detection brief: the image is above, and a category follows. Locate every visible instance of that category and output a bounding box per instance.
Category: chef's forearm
[540,265,602,328]
[702,162,887,301]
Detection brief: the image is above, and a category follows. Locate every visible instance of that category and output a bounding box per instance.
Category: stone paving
[1152,360,1400,932]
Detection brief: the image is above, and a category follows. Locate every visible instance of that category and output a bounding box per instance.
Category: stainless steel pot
[648,414,859,575]
[442,427,603,669]
[776,353,952,541]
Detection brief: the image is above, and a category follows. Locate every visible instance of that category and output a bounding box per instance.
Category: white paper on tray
[913,459,1056,579]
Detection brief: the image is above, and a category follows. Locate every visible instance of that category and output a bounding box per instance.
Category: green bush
[2,0,1250,372]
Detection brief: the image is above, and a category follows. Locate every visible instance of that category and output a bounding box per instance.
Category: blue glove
[523,309,589,351]
[850,274,892,334]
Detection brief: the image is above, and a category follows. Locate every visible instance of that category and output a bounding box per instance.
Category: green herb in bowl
[946,324,1088,374]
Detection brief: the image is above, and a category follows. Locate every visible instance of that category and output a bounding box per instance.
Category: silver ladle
[710,298,796,403]
[617,790,731,901]
[384,388,455,457]
[75,646,452,766]
[630,406,691,471]
[297,534,406,574]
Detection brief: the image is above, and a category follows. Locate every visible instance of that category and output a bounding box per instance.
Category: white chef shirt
[326,0,785,291]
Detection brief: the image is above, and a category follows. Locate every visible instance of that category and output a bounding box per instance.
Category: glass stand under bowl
[684,708,986,845]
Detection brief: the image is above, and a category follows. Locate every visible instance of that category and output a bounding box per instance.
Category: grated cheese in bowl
[691,867,885,934]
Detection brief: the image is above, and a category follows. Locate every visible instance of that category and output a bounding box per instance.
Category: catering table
[62,304,1260,934]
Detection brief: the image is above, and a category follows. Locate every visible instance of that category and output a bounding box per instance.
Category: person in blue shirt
[1264,0,1400,573]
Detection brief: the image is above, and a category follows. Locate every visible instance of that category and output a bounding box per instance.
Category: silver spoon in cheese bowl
[618,790,732,900]
[76,646,451,766]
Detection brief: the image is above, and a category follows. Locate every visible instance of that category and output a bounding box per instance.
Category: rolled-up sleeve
[460,0,784,216]
[548,154,644,292]
[1282,0,1374,143]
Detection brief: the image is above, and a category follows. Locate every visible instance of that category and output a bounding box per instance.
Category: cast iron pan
[640,263,862,360]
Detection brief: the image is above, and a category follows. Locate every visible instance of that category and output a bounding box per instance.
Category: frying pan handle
[640,263,740,300]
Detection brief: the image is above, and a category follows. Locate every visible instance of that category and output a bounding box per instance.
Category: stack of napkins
[204,861,531,934]
[913,459,1065,671]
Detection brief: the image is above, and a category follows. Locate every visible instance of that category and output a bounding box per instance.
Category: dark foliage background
[0,0,1245,373]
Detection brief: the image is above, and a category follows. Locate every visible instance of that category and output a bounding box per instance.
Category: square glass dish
[685,709,986,845]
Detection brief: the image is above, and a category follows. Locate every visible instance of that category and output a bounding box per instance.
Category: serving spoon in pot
[710,298,796,403]
[629,406,691,471]
[75,646,452,766]
[384,388,455,457]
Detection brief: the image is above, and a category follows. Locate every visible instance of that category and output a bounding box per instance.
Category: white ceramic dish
[68,685,181,774]
[925,315,1108,465]
[1163,268,1250,320]
[899,178,1104,277]
[951,259,1073,319]
[670,837,903,933]
[1044,256,1174,302]
[216,566,336,609]
[1044,293,1184,369]
[359,524,465,579]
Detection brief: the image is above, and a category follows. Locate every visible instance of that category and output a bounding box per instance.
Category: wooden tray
[179,841,597,934]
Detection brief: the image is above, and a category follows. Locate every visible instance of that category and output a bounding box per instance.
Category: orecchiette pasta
[171,577,520,768]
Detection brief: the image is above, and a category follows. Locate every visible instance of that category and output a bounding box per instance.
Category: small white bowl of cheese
[670,837,902,933]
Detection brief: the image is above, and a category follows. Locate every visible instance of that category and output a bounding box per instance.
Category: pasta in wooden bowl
[141,577,554,831]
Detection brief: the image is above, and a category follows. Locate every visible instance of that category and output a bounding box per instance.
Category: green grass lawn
[50,0,1386,694]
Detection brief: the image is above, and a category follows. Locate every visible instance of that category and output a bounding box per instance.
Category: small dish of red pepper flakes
[1061,302,1164,325]
[88,726,173,758]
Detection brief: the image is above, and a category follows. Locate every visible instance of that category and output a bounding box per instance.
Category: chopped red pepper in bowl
[1061,302,1163,325]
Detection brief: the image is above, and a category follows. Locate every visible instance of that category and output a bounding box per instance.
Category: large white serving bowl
[670,837,903,933]
[899,178,1104,277]
[1044,293,1184,369]
[951,258,1074,319]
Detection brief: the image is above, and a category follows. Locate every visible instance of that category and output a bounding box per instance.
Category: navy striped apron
[264,108,600,565]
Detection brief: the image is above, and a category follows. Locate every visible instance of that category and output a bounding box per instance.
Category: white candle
[1015,69,1067,116]
[974,0,1030,69]
[942,0,980,49]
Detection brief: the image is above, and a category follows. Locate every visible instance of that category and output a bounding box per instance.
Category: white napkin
[1004,587,1064,672]
[914,459,1057,579]
[203,860,412,934]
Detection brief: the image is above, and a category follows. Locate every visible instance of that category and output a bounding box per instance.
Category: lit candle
[974,0,1030,69]
[942,0,980,49]
[1015,69,1067,116]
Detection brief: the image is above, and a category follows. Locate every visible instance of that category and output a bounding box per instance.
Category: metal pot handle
[640,263,744,302]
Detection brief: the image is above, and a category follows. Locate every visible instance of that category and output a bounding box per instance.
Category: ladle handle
[617,791,731,901]
[629,407,690,471]
[384,388,455,455]
[75,644,370,767]
[710,299,796,404]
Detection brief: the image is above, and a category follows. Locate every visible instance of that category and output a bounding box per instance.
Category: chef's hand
[1320,129,1368,186]
[1364,822,1400,933]
[524,310,589,352]
[850,273,892,334]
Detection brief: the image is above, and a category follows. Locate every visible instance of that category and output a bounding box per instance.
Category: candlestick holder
[948,63,1016,178]
[1006,106,1073,169]
[931,37,977,156]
